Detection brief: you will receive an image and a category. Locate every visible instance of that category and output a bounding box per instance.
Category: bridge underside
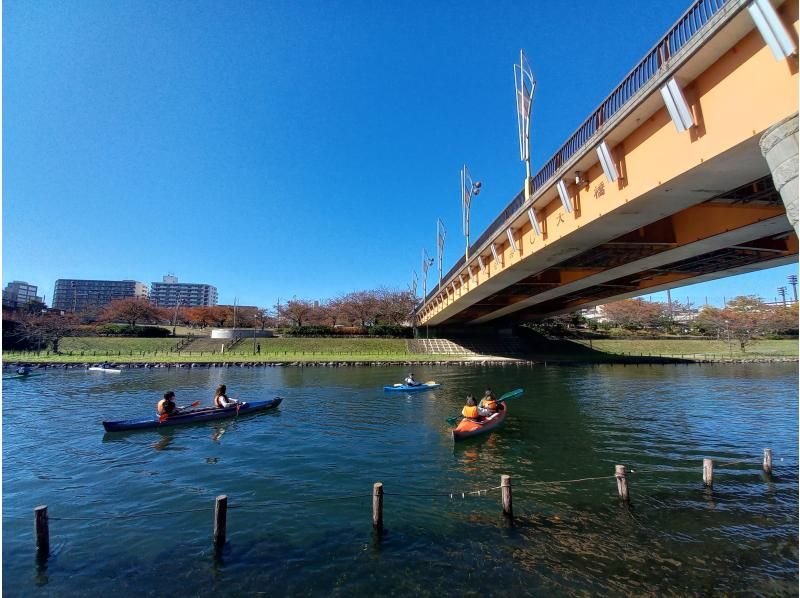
[438,174,797,326]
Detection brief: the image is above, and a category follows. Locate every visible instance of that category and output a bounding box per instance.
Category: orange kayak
[452,403,506,440]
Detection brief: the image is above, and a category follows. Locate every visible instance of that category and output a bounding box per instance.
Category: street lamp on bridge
[515,48,536,199]
[461,165,481,264]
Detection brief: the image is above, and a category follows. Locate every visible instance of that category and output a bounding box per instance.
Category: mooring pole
[763,448,773,475]
[615,465,629,502]
[703,459,714,488]
[34,505,49,557]
[500,475,513,517]
[373,482,384,529]
[214,495,228,548]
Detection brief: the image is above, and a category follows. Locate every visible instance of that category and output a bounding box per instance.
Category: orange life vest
[462,405,479,419]
[157,399,176,415]
[481,398,498,411]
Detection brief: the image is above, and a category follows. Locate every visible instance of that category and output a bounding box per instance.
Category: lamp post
[461,165,481,263]
[172,294,184,337]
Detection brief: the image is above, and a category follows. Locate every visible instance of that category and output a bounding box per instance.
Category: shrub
[283,326,335,337]
[333,326,368,335]
[367,325,413,338]
[97,324,170,337]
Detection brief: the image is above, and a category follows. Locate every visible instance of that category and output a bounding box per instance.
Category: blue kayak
[384,382,441,392]
[102,398,282,432]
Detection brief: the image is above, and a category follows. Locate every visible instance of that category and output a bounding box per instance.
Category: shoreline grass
[2,337,797,365]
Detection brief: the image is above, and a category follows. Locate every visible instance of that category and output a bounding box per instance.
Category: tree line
[582,295,797,351]
[3,287,419,351]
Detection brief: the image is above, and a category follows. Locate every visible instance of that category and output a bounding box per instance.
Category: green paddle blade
[497,388,524,402]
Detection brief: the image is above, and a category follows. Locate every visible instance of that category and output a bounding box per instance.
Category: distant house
[580,306,609,323]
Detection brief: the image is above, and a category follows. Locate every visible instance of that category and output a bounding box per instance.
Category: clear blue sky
[4,0,797,308]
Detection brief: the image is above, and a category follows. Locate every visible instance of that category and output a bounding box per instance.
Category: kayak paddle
[446,388,524,425]
[159,400,201,422]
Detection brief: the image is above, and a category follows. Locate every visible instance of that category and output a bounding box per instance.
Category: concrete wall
[210,328,275,339]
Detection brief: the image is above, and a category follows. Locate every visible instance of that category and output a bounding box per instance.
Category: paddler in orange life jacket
[214,384,240,408]
[461,395,481,421]
[157,391,179,417]
[479,388,498,416]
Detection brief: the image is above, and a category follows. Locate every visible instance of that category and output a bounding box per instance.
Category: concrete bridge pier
[760,113,799,236]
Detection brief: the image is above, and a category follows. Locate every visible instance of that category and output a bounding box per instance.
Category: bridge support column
[760,114,799,236]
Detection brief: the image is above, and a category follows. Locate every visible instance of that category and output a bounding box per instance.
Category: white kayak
[88,366,122,373]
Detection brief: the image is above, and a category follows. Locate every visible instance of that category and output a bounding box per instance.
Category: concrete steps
[179,337,235,353]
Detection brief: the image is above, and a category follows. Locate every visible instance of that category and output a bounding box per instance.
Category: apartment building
[2,281,44,310]
[52,279,148,312]
[149,275,218,307]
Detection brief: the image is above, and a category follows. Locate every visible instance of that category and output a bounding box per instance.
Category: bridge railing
[426,0,730,306]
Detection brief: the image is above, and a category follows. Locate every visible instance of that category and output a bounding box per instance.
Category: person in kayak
[157,391,179,416]
[479,389,498,416]
[404,373,420,387]
[461,395,482,422]
[16,365,31,376]
[214,384,240,408]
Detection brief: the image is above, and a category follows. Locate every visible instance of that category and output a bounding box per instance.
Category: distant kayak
[3,372,41,380]
[102,398,283,432]
[384,382,441,392]
[88,366,122,373]
[452,403,507,440]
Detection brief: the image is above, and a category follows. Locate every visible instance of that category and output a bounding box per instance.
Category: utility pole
[172,299,181,337]
[788,274,798,303]
[778,286,787,306]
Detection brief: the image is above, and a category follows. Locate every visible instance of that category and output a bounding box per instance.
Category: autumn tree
[693,305,727,338]
[600,299,668,330]
[100,298,162,328]
[311,299,342,327]
[9,311,80,353]
[207,306,232,327]
[275,298,315,327]
[375,287,417,325]
[185,307,214,328]
[766,302,799,335]
[721,295,771,351]
[254,307,277,330]
[339,291,381,327]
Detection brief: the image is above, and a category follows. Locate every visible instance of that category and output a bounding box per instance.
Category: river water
[3,363,798,596]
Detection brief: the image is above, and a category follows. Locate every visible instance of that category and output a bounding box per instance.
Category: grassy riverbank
[578,338,798,360]
[5,337,439,364]
[3,336,797,364]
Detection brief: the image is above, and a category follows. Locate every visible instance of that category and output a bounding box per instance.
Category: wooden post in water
[500,475,513,517]
[372,482,383,529]
[34,505,49,557]
[214,495,228,547]
[763,448,773,475]
[615,465,629,502]
[703,459,714,488]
